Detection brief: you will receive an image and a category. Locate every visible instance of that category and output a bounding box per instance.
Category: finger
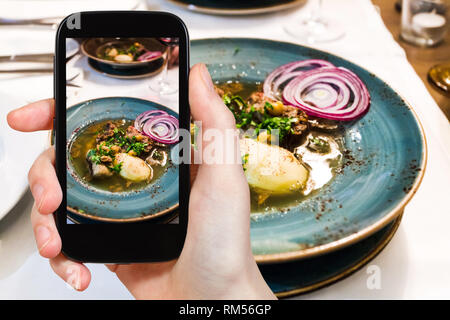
[49,254,91,291]
[190,146,199,186]
[105,264,119,272]
[104,261,176,299]
[30,203,62,259]
[28,147,62,215]
[189,63,244,176]
[189,63,236,130]
[188,64,250,219]
[7,98,54,132]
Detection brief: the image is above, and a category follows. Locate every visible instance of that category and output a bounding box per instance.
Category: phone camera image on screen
[65,37,180,225]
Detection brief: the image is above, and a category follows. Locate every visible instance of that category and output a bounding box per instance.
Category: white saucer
[0,91,48,221]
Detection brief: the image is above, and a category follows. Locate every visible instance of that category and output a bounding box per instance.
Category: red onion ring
[282,67,370,121]
[142,114,179,144]
[263,59,335,100]
[137,51,162,61]
[135,110,168,131]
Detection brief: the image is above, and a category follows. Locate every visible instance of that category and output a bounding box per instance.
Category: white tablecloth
[0,0,449,299]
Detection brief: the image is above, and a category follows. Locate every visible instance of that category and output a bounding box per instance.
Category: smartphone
[53,11,189,263]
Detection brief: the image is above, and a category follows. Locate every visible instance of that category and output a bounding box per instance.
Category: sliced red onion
[135,110,168,131]
[142,115,179,144]
[263,59,335,100]
[137,51,162,61]
[282,67,370,121]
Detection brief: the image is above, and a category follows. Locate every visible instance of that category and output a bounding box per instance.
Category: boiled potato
[114,54,133,63]
[240,138,308,195]
[114,153,152,182]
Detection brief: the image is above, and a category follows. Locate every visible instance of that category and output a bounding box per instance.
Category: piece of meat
[246,92,268,113]
[96,121,116,143]
[129,125,167,148]
[86,151,113,178]
[100,155,112,163]
[246,92,311,147]
[125,126,153,153]
[91,163,113,178]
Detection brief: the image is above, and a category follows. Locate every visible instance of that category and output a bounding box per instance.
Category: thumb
[189,63,236,130]
[187,63,251,242]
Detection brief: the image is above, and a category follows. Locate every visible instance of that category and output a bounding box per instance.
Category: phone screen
[65,37,180,225]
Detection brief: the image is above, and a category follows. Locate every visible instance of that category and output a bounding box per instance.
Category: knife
[0,53,54,63]
[0,16,62,26]
[0,68,53,73]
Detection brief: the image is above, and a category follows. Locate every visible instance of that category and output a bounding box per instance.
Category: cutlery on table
[0,16,62,26]
[0,68,53,73]
[0,53,53,63]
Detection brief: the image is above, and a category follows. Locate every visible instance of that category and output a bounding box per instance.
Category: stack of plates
[190,38,426,297]
[166,0,306,15]
[81,38,167,79]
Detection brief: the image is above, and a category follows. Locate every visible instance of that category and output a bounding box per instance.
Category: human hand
[7,63,276,300]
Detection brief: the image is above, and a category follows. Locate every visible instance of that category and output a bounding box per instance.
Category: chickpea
[100,155,112,163]
[110,145,120,154]
[135,135,144,141]
[128,150,137,156]
[267,101,285,116]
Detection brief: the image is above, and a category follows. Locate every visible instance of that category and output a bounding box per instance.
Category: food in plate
[240,138,309,205]
[216,59,370,213]
[69,110,178,193]
[98,41,162,63]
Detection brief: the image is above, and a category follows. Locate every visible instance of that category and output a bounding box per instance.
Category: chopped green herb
[242,153,249,171]
[153,150,163,160]
[87,149,101,164]
[109,162,122,173]
[222,94,295,142]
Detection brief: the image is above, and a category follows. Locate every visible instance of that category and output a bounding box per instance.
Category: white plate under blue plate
[66,39,79,59]
[0,91,48,220]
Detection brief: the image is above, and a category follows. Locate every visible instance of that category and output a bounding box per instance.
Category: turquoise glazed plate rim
[66,96,179,223]
[267,213,402,298]
[191,38,427,263]
[166,0,306,16]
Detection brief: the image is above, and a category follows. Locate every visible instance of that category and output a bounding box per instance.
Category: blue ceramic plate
[167,0,305,15]
[261,214,402,297]
[88,58,164,79]
[66,97,179,222]
[191,38,427,262]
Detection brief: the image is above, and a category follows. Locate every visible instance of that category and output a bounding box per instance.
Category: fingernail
[66,266,81,290]
[31,184,45,211]
[200,64,215,93]
[36,225,51,252]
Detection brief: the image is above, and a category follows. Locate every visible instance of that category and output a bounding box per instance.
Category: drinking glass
[284,0,345,43]
[149,37,179,95]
